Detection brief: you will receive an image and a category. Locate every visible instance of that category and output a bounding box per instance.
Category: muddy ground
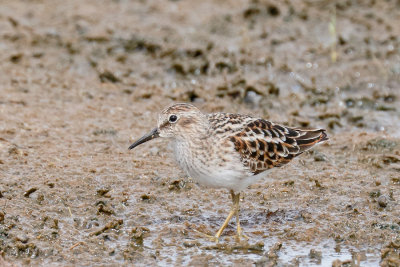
[0,0,399,266]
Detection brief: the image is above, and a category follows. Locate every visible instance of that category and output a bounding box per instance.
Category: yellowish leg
[192,190,237,242]
[193,201,236,242]
[194,190,248,242]
[214,204,236,238]
[235,205,249,241]
[214,190,243,241]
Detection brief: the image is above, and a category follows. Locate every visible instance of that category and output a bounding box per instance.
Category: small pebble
[309,249,322,260]
[15,235,29,243]
[23,188,38,198]
[314,152,327,162]
[377,195,388,208]
[183,240,199,248]
[244,91,262,107]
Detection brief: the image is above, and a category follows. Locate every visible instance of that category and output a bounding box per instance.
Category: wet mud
[0,0,399,266]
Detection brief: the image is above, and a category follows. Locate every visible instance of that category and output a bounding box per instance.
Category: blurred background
[0,0,399,266]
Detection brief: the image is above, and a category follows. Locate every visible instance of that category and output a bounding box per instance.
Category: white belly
[172,139,256,191]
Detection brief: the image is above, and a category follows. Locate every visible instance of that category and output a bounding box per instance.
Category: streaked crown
[157,103,208,138]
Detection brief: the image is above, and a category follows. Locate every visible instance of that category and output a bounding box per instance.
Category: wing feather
[229,119,328,175]
[207,113,328,175]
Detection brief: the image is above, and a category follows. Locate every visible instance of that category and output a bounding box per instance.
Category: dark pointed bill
[129,128,160,150]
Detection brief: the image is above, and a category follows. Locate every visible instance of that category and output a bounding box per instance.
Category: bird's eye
[169,115,178,123]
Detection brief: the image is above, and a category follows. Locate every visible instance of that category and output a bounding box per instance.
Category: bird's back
[207,112,328,175]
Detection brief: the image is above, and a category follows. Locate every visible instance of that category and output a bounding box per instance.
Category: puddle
[276,239,380,266]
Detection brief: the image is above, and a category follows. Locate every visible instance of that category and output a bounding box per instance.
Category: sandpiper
[129,103,328,241]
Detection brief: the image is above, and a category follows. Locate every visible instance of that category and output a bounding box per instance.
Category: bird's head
[129,103,207,150]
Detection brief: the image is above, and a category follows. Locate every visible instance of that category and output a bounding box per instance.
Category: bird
[129,103,328,241]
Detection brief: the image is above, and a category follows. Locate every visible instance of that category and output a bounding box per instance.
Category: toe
[193,229,219,243]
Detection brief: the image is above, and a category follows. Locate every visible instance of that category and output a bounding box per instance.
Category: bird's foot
[235,225,249,242]
[235,232,249,242]
[192,229,219,243]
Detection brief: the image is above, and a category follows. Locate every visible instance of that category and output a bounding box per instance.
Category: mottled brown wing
[229,119,328,175]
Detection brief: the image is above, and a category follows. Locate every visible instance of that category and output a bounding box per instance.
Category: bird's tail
[293,128,328,153]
